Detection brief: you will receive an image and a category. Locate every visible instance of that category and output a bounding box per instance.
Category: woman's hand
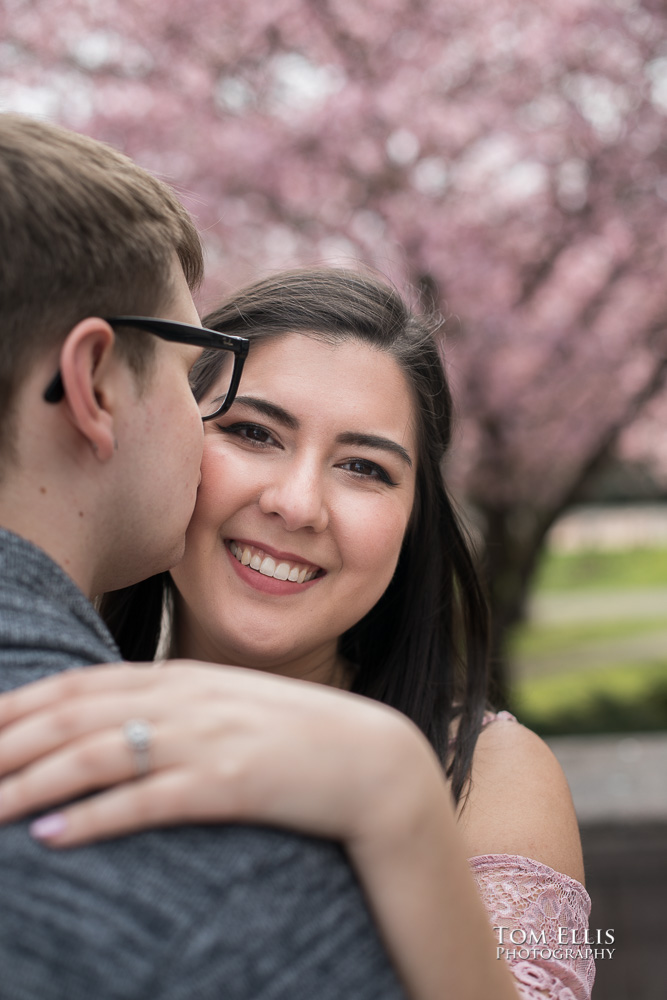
[0,660,444,849]
[0,662,522,1000]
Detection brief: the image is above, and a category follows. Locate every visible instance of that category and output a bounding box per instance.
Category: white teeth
[259,556,276,577]
[274,562,290,580]
[230,542,318,584]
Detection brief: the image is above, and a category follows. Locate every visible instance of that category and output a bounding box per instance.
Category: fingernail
[30,813,67,840]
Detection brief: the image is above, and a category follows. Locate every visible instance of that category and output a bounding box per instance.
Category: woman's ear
[58,318,118,462]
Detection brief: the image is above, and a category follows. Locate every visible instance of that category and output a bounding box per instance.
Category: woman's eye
[340,459,396,486]
[219,423,278,447]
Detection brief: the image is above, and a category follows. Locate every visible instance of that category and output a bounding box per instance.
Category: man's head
[0,113,204,462]
[0,115,208,594]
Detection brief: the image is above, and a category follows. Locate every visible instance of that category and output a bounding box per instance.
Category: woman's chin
[207,632,336,682]
[211,635,302,674]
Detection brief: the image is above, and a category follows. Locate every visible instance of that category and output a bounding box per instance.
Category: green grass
[512,663,667,737]
[534,547,667,592]
[511,616,667,661]
[507,546,667,734]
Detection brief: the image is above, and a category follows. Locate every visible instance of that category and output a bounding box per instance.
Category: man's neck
[0,488,98,598]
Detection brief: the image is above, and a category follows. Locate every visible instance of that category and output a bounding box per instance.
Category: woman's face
[171,332,417,682]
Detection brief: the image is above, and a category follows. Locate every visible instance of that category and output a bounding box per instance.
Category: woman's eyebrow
[230,396,299,429]
[336,432,413,468]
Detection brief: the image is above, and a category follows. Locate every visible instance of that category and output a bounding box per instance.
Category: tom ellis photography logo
[494,926,615,961]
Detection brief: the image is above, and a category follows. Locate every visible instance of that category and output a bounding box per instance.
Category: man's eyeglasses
[43,316,249,421]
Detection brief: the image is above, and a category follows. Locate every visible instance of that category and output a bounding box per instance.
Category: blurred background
[2,0,666,994]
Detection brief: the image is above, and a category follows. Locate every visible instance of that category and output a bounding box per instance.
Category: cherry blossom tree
[3,0,667,697]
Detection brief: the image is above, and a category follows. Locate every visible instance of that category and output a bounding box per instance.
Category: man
[0,115,404,1000]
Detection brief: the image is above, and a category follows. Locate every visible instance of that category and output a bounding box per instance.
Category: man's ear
[58,318,119,462]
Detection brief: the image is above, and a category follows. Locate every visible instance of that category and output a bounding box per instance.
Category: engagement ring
[123,718,153,778]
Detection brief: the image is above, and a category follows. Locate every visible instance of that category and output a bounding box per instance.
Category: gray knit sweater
[0,528,405,1000]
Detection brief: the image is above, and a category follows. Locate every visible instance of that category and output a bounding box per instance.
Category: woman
[0,270,593,1000]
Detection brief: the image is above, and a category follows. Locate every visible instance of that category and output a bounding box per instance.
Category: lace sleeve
[469,854,596,1000]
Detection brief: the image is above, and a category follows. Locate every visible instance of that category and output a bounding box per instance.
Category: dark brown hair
[0,114,203,464]
[101,269,490,800]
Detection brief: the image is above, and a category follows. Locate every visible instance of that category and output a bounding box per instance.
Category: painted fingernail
[30,813,67,840]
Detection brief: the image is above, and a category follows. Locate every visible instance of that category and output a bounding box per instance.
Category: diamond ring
[123,718,153,778]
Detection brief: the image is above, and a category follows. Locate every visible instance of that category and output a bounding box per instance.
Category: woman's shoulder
[456,713,585,886]
[447,707,517,744]
[480,708,518,728]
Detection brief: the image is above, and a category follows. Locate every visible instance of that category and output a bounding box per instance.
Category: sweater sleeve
[469,854,596,1000]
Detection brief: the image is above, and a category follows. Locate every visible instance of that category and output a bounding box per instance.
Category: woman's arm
[349,717,592,1000]
[0,663,585,1000]
[458,718,594,999]
[457,718,585,883]
[342,729,522,1000]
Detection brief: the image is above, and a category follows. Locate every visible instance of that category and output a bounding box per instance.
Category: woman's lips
[229,539,320,583]
[225,539,324,595]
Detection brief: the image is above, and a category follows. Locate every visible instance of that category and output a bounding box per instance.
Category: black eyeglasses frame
[42,316,249,421]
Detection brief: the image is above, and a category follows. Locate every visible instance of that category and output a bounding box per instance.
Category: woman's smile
[171,332,416,681]
[226,538,324,594]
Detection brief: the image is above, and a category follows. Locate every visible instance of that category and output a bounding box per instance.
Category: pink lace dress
[468,712,595,1000]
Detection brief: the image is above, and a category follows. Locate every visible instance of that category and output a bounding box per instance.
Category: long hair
[100,268,489,801]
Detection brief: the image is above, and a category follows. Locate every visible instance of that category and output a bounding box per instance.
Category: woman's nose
[258,459,329,532]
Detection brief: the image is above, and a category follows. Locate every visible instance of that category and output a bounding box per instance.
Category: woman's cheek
[196,444,252,519]
[340,497,410,582]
